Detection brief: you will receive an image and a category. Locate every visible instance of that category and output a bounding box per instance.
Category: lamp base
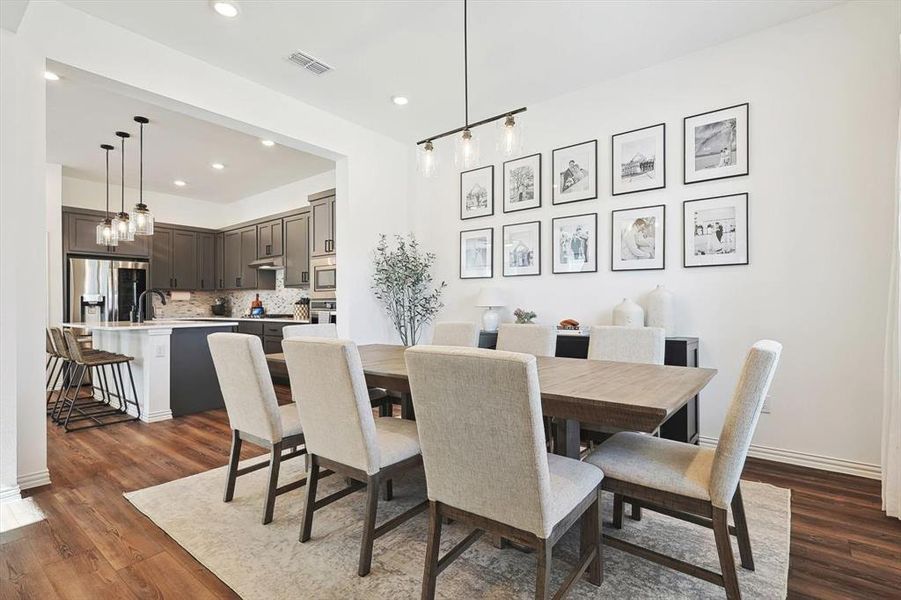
[481,307,500,332]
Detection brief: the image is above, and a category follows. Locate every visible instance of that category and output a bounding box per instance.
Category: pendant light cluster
[416,0,525,177]
[96,116,154,246]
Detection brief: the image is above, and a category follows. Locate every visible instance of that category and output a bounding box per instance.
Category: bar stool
[48,327,113,419]
[46,329,63,403]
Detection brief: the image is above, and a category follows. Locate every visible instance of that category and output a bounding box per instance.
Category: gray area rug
[125,456,789,599]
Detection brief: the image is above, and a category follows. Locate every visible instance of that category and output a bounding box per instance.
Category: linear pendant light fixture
[130,116,154,235]
[96,144,119,246]
[112,131,135,241]
[416,0,525,177]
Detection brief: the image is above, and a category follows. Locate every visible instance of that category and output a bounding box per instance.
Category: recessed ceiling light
[211,1,239,18]
[173,180,187,187]
[260,139,275,147]
[44,71,60,81]
[391,95,409,106]
[211,162,225,170]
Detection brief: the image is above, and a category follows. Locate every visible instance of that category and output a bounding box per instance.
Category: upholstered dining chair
[430,321,480,347]
[405,345,605,600]
[585,340,782,600]
[208,332,307,525]
[496,323,557,357]
[587,325,665,364]
[281,337,426,577]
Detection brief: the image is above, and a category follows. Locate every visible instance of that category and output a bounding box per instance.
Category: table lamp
[475,287,505,332]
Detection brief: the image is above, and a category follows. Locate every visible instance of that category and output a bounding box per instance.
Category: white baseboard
[0,486,22,504]
[17,469,51,491]
[142,408,173,423]
[698,436,882,480]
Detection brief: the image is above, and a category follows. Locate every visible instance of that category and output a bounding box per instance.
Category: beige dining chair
[282,336,426,577]
[208,332,307,525]
[496,323,557,356]
[431,321,480,347]
[405,345,604,599]
[587,325,665,364]
[585,340,782,600]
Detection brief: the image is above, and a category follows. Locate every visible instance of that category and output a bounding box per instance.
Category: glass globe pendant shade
[113,212,134,241]
[417,141,439,178]
[454,128,480,169]
[496,114,524,158]
[130,203,155,235]
[96,217,119,246]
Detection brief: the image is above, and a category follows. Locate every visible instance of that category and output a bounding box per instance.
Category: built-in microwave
[310,256,336,299]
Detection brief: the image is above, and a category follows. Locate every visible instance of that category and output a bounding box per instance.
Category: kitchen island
[62,320,238,422]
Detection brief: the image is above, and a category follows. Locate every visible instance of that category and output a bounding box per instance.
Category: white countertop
[176,316,312,324]
[62,320,240,331]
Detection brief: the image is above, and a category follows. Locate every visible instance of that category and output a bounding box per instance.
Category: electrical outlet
[761,395,772,414]
[155,345,166,358]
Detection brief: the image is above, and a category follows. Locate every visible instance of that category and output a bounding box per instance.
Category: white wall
[227,170,336,224]
[46,164,63,325]
[411,1,900,472]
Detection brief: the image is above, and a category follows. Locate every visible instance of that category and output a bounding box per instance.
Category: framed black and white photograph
[552,140,597,205]
[460,165,494,220]
[502,221,541,277]
[683,103,749,184]
[611,204,665,271]
[552,213,597,274]
[612,123,665,196]
[683,193,748,268]
[459,227,494,279]
[503,153,541,213]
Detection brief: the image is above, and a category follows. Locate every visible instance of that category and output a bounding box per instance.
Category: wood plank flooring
[2,387,899,599]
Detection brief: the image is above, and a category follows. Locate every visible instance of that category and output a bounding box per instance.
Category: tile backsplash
[152,270,308,318]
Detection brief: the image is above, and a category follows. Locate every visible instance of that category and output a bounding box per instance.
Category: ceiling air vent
[287,51,333,76]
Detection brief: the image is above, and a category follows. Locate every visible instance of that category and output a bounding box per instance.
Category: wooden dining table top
[266,343,717,434]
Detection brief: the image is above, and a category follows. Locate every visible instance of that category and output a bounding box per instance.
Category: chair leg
[223,430,242,502]
[713,507,742,600]
[580,490,603,586]
[731,483,755,571]
[262,441,283,525]
[613,493,624,529]
[62,365,87,431]
[299,456,320,542]
[358,473,381,576]
[421,501,442,600]
[535,539,552,600]
[383,478,393,501]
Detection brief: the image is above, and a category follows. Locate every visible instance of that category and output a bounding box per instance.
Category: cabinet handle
[169,278,173,287]
[266,244,271,255]
[237,277,241,288]
[302,271,309,283]
[174,278,178,288]
[201,279,204,288]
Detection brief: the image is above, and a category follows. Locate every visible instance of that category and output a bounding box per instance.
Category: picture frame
[502,221,541,277]
[503,153,542,213]
[552,140,597,205]
[683,103,749,184]
[552,213,597,274]
[459,227,494,279]
[611,123,666,196]
[460,165,494,220]
[683,193,749,268]
[611,204,665,271]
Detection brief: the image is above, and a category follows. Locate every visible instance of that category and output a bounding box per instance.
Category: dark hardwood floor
[2,387,899,599]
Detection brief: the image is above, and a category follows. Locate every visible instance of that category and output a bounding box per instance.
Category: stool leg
[62,365,87,431]
[47,358,65,413]
[53,362,76,422]
[124,362,141,420]
[110,363,126,412]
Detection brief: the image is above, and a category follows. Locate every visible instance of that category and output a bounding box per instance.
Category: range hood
[249,256,284,270]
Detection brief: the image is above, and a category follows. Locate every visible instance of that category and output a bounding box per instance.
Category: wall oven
[310,256,336,300]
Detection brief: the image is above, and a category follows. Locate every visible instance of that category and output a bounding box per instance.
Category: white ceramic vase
[613,298,644,327]
[646,284,675,336]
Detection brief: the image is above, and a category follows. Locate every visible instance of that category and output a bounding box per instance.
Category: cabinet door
[115,232,151,258]
[171,230,197,290]
[310,198,332,257]
[257,219,283,258]
[215,233,225,289]
[239,226,258,289]
[284,213,310,287]
[223,230,242,289]
[66,212,113,255]
[150,227,174,289]
[328,196,336,254]
[197,233,216,290]
[269,219,284,257]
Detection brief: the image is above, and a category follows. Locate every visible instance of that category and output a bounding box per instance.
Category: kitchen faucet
[134,289,167,323]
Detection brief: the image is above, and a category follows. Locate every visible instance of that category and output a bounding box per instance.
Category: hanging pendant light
[496,113,524,158]
[417,140,439,177]
[112,131,134,241]
[452,0,479,169]
[96,144,119,247]
[130,116,154,235]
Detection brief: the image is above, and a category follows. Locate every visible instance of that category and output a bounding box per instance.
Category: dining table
[266,343,717,460]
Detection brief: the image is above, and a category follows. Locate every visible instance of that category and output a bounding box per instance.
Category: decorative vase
[613,298,644,327]
[646,284,675,335]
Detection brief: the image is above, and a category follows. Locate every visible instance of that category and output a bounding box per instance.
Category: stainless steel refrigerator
[67,258,150,323]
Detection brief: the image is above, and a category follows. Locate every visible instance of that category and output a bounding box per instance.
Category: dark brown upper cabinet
[64,211,150,258]
[197,232,217,291]
[310,191,335,257]
[151,227,197,290]
[284,212,310,287]
[256,218,284,259]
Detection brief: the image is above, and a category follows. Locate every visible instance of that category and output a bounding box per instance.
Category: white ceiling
[60,0,841,143]
[46,65,335,203]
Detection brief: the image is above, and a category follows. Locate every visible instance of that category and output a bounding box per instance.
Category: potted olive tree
[371,234,446,346]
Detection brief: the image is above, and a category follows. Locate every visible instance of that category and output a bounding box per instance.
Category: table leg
[400,392,415,420]
[553,418,580,459]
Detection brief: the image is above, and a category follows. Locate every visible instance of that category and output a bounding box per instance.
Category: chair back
[46,329,58,355]
[587,326,665,364]
[282,323,337,340]
[709,340,782,508]
[208,333,284,443]
[50,328,70,360]
[405,345,556,538]
[63,329,88,363]
[496,324,556,357]
[282,337,380,474]
[431,321,479,347]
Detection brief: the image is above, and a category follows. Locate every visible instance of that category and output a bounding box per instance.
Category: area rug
[125,456,790,599]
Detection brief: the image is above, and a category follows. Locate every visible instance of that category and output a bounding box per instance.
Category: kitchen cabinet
[150,227,174,289]
[197,233,216,291]
[263,322,285,354]
[222,226,258,289]
[283,212,310,287]
[222,230,242,289]
[239,226,258,289]
[237,321,264,341]
[310,193,336,257]
[256,218,284,259]
[64,211,150,258]
[215,233,225,289]
[151,227,197,290]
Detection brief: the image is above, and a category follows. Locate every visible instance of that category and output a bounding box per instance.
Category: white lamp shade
[475,287,506,308]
